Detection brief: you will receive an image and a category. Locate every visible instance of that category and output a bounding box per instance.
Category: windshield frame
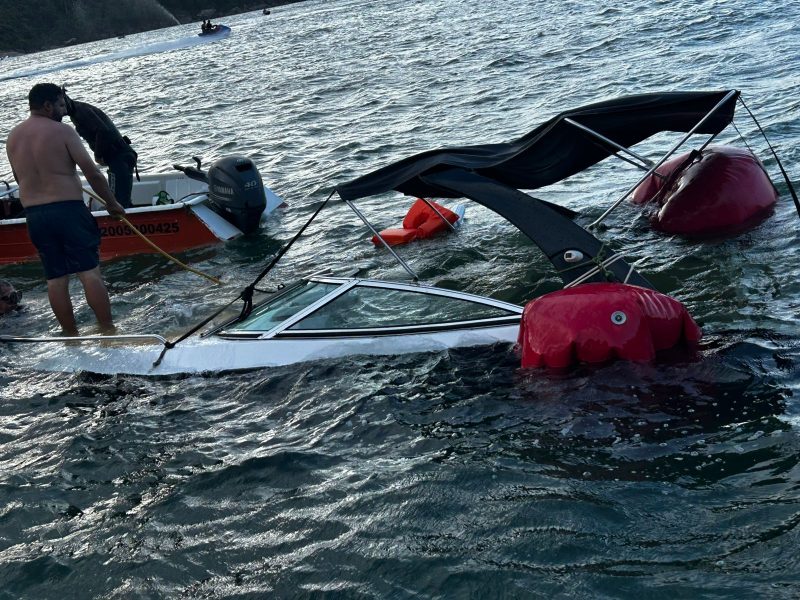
[215,277,522,340]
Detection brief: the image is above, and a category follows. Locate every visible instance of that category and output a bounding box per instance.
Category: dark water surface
[1,0,799,597]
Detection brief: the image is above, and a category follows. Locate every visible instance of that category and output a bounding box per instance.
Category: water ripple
[1,0,800,596]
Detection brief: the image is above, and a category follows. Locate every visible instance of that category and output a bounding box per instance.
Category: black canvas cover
[336,90,739,201]
[420,169,655,289]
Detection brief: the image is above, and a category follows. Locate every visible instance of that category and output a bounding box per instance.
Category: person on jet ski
[61,87,138,208]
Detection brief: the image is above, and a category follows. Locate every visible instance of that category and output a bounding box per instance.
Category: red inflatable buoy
[518,283,702,368]
[631,145,777,237]
[372,198,460,246]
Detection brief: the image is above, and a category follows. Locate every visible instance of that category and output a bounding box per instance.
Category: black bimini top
[335,91,739,290]
[336,90,739,201]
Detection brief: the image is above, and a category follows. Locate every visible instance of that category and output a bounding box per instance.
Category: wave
[0,29,230,83]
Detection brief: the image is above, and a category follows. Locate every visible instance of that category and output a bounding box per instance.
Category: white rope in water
[564,253,626,288]
[0,334,167,345]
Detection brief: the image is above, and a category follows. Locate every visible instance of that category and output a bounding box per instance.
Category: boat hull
[34,324,521,376]
[0,200,236,265]
[1,163,286,265]
[17,275,524,375]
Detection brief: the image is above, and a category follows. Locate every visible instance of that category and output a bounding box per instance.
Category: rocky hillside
[0,0,305,55]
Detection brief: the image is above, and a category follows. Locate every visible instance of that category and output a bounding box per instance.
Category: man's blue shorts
[25,200,101,280]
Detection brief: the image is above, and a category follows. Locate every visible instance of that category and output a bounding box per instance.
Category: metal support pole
[344,199,418,281]
[589,90,738,228]
[565,118,656,169]
[419,198,457,231]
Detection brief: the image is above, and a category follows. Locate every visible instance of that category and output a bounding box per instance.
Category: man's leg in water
[46,275,78,335]
[76,266,115,331]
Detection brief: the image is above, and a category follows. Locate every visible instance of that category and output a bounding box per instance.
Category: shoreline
[0,0,305,56]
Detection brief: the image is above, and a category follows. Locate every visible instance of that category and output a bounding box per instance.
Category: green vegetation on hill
[0,0,304,55]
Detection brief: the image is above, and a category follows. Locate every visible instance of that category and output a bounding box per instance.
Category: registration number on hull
[100,222,180,237]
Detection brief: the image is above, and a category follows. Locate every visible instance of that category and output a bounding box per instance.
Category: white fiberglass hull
[34,324,521,376]
[7,277,524,376]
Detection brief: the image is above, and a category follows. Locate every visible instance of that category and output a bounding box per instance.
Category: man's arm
[65,126,126,218]
[5,126,18,179]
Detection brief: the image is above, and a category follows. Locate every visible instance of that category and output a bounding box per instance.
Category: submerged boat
[0,155,284,265]
[4,90,796,374]
[27,274,524,375]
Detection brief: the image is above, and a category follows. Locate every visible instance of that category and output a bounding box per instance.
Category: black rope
[738,96,800,218]
[649,149,701,207]
[238,189,335,320]
[153,293,244,366]
[152,189,336,366]
[731,120,756,155]
[556,243,617,283]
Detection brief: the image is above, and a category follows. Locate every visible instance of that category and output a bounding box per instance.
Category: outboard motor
[206,156,267,234]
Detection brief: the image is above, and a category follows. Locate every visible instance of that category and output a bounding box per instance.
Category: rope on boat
[0,334,168,345]
[82,187,223,285]
[737,97,800,219]
[152,189,336,367]
[560,243,628,289]
[237,189,336,320]
[0,182,16,199]
[731,120,756,156]
[564,256,625,288]
[557,243,620,285]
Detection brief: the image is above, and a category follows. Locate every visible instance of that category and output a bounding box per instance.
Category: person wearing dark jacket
[62,90,138,208]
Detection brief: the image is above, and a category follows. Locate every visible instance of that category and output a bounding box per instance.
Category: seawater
[1,0,799,597]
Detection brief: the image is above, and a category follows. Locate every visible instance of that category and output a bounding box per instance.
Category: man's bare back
[7,108,100,207]
[7,92,124,216]
[5,83,126,335]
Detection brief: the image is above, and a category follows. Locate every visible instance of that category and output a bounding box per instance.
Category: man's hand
[106,199,126,220]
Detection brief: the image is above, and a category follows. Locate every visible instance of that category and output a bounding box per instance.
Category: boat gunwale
[0,193,209,226]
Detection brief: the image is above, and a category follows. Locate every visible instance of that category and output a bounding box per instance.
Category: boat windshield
[229,281,341,332]
[288,285,516,330]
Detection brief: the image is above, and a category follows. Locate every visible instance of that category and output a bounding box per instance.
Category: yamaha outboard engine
[206,156,267,234]
[172,155,268,234]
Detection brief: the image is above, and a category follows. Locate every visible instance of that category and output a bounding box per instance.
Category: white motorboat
[22,274,523,375]
[0,155,285,265]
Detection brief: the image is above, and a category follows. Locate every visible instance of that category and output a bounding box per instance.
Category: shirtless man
[6,83,126,335]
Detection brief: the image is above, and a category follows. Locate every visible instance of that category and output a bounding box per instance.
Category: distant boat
[198,24,231,37]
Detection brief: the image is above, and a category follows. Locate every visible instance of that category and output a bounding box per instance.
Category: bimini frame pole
[589,90,739,228]
[564,118,657,173]
[419,198,458,231]
[343,199,419,281]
